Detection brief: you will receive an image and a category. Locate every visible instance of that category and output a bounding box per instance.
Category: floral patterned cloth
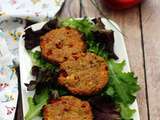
[0,0,64,119]
[0,33,18,120]
[0,0,64,21]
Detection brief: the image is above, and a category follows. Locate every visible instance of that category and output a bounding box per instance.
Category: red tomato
[102,0,143,10]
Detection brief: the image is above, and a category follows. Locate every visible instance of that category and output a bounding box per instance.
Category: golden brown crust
[40,27,86,63]
[43,96,93,120]
[58,52,108,95]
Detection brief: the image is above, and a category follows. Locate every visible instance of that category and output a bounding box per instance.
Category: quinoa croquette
[58,53,108,95]
[40,27,86,63]
[43,96,93,120]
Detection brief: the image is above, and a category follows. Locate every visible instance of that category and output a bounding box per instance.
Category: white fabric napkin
[0,0,64,21]
[0,0,64,119]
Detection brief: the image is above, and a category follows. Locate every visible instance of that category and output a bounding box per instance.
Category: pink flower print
[0,83,9,91]
[5,106,15,115]
[9,0,17,5]
[35,12,40,17]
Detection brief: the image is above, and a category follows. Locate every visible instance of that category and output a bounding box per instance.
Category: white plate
[19,18,140,120]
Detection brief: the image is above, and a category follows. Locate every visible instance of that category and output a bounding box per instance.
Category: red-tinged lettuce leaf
[24,18,59,50]
[25,66,68,104]
[92,17,105,30]
[92,29,118,59]
[89,96,120,120]
[25,65,58,92]
[25,86,68,120]
[24,17,118,60]
[61,18,118,60]
[91,18,118,59]
[25,51,68,104]
[25,80,37,91]
[30,51,59,74]
[25,20,37,28]
[33,81,68,104]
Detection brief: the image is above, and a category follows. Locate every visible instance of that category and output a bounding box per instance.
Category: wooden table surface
[15,0,160,120]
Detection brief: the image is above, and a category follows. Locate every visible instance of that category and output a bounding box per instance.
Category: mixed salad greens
[24,17,140,120]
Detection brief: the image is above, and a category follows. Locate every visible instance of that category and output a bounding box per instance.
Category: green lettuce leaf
[119,103,136,120]
[30,51,59,73]
[25,89,49,120]
[60,18,118,59]
[26,51,68,119]
[61,17,96,37]
[61,18,140,119]
[107,60,140,104]
[25,18,140,120]
[102,60,140,119]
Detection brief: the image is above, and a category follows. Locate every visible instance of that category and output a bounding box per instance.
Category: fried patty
[58,52,108,95]
[40,27,85,63]
[43,96,93,120]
